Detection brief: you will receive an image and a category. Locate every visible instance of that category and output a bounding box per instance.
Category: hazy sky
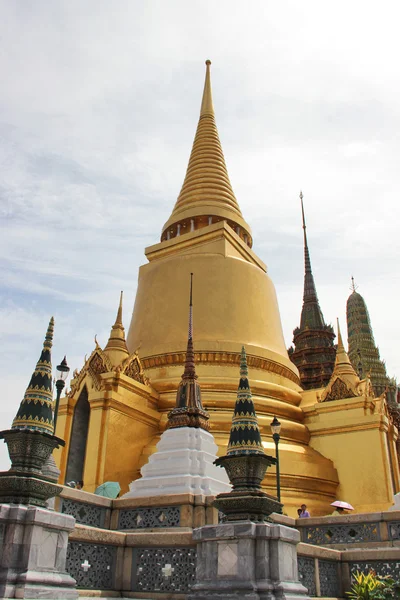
[1,1,399,470]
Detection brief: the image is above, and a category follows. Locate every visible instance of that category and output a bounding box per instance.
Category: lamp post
[270,416,281,502]
[53,356,70,431]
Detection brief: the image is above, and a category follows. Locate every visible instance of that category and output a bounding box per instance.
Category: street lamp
[53,356,70,431]
[270,416,281,502]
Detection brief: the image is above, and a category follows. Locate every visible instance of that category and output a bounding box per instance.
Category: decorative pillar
[0,318,78,599]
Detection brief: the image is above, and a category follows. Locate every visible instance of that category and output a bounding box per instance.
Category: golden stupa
[55,62,398,515]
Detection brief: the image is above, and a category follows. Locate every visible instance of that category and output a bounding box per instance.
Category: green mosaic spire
[12,317,55,435]
[227,346,264,456]
[347,282,390,397]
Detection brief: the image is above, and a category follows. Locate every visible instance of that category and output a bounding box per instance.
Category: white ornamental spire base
[123,427,231,498]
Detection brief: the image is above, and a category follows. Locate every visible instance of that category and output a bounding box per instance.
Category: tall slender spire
[289,191,336,390]
[104,291,129,364]
[167,274,209,430]
[161,61,252,245]
[12,317,55,435]
[200,59,214,116]
[182,272,195,379]
[299,191,323,322]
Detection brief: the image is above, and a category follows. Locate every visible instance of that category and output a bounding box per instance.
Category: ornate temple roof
[161,61,252,246]
[227,346,264,456]
[104,291,130,366]
[12,317,55,435]
[167,273,209,430]
[289,192,336,390]
[346,280,391,397]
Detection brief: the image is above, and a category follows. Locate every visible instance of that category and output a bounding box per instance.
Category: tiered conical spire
[12,317,55,435]
[347,282,391,397]
[168,274,209,430]
[289,192,336,390]
[227,347,264,456]
[104,291,129,365]
[161,61,252,245]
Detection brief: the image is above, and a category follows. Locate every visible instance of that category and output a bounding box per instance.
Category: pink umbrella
[331,500,354,510]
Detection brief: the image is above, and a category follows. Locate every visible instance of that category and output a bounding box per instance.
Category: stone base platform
[189,520,311,600]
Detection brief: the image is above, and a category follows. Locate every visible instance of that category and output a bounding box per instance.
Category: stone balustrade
[295,511,400,549]
[58,494,400,597]
[57,486,218,531]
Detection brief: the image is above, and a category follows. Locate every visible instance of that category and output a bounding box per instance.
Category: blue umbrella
[94,481,121,499]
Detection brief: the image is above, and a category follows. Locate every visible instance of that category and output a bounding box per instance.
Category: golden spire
[104,291,129,364]
[161,60,252,244]
[200,59,214,116]
[334,318,359,382]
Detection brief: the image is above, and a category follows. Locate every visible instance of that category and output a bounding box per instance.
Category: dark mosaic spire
[168,273,209,430]
[12,317,55,435]
[347,279,392,398]
[289,192,336,390]
[227,346,264,456]
[299,191,325,330]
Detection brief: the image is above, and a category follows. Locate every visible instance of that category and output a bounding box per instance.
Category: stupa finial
[351,276,358,292]
[200,59,214,116]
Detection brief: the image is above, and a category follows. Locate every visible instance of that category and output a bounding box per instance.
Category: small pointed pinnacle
[336,318,345,351]
[200,59,214,116]
[104,291,129,360]
[351,276,358,292]
[240,346,249,378]
[44,316,54,349]
[115,291,123,326]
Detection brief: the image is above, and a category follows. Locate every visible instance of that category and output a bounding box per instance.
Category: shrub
[347,570,400,599]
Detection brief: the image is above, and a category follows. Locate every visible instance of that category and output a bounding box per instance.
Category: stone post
[189,521,310,600]
[0,503,78,599]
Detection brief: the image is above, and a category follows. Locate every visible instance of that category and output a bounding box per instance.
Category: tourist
[299,504,310,518]
[76,481,84,490]
[331,506,345,516]
[297,508,302,517]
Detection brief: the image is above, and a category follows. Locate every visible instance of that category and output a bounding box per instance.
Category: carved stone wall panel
[66,541,117,589]
[61,498,107,528]
[388,521,400,540]
[131,547,196,593]
[349,560,400,580]
[304,522,380,545]
[319,560,340,597]
[297,556,316,596]
[118,506,180,530]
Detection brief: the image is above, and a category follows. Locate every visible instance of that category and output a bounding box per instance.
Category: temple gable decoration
[320,319,362,403]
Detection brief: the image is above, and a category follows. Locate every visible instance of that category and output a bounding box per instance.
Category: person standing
[299,504,310,518]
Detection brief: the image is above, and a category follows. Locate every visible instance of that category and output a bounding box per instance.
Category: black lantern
[54,356,70,430]
[270,416,281,502]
